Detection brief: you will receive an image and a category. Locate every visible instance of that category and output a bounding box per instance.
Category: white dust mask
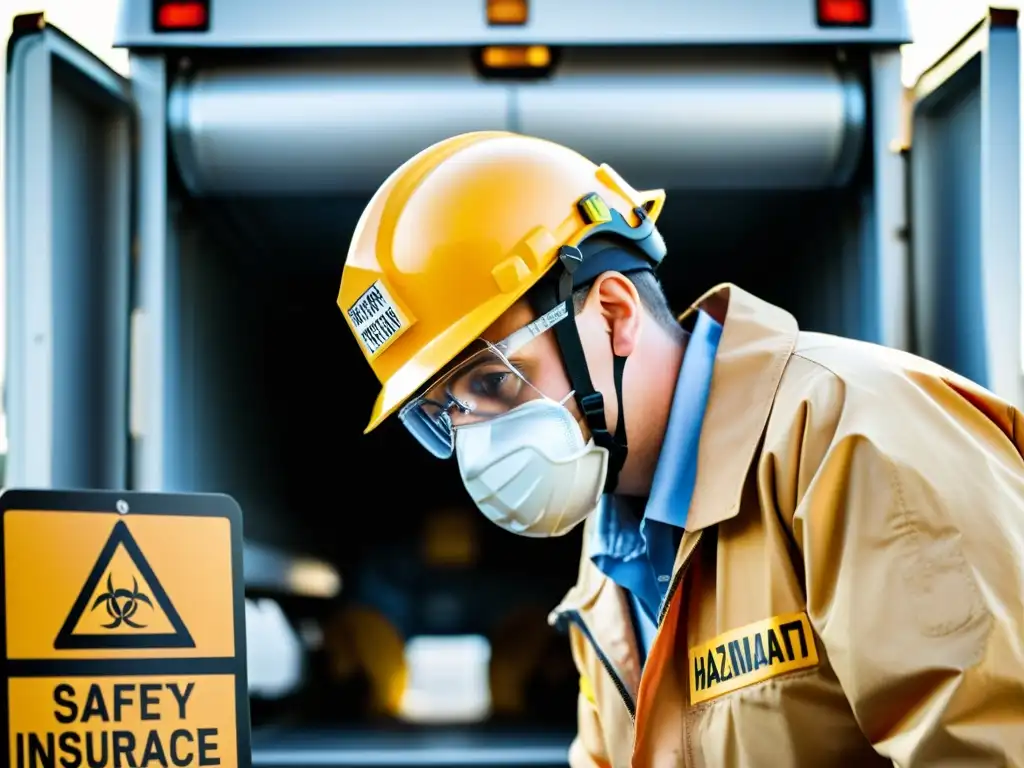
[455,397,609,538]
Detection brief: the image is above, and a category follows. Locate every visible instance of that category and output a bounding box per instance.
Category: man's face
[396,273,639,464]
[478,286,630,441]
[479,299,575,405]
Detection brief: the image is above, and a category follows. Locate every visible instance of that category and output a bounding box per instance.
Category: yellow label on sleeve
[688,611,819,705]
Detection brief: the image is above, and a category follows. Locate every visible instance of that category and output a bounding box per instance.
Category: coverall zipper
[556,609,637,719]
[657,566,686,626]
[554,549,694,725]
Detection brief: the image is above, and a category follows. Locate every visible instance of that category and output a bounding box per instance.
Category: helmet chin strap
[526,195,665,493]
[533,245,630,494]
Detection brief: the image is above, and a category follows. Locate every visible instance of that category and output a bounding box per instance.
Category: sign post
[0,489,251,768]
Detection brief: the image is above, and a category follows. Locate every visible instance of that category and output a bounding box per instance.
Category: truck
[5,1,1022,765]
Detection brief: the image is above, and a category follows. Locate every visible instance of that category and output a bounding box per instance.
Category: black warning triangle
[54,520,196,650]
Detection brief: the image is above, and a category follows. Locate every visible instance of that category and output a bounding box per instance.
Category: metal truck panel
[115,0,910,48]
[4,18,132,489]
[909,8,1024,407]
[167,52,865,196]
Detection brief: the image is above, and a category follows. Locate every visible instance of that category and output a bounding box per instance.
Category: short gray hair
[571,270,685,339]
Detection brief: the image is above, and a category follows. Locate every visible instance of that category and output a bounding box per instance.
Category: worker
[337,131,1024,766]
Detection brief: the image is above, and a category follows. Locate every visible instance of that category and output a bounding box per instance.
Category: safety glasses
[398,302,572,458]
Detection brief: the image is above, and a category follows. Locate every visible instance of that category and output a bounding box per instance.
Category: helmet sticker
[346,280,411,359]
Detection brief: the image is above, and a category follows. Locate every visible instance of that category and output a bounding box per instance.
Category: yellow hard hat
[338,131,667,435]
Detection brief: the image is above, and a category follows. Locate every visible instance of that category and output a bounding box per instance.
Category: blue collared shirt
[589,309,723,664]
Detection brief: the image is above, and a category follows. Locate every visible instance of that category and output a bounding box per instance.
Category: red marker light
[154,1,209,32]
[817,0,869,27]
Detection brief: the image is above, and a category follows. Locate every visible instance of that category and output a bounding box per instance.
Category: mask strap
[544,246,630,493]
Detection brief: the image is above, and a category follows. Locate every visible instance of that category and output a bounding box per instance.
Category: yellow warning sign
[1,489,251,768]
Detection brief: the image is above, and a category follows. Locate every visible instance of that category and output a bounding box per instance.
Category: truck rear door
[909,7,1024,407]
[4,14,133,489]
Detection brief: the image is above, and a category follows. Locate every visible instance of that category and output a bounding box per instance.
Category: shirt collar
[644,309,723,527]
[589,496,647,570]
[589,308,723,556]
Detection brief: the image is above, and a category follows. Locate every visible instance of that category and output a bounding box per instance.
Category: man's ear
[582,271,642,357]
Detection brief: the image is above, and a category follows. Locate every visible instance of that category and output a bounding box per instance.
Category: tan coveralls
[551,284,1024,767]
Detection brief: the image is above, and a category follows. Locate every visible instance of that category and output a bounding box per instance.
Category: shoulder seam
[791,351,842,380]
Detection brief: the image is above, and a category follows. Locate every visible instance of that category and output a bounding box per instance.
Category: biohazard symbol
[93,574,153,629]
[54,520,195,650]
